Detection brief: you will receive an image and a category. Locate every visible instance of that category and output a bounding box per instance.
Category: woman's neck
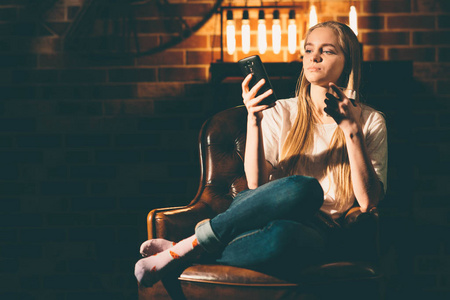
[310,84,336,124]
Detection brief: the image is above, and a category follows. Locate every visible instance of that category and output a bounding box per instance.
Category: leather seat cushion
[179,262,380,287]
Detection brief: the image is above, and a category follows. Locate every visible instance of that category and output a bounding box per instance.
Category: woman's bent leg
[196,175,324,252]
[217,220,327,281]
[135,176,323,286]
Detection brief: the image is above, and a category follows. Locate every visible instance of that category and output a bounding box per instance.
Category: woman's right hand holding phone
[242,74,274,120]
[242,73,273,188]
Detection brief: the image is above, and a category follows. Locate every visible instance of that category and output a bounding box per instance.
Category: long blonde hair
[280,21,361,210]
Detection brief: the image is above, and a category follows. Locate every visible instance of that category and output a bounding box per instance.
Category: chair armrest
[147,200,217,242]
[341,207,380,262]
[343,207,379,228]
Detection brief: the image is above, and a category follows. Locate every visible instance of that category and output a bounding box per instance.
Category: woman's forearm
[240,74,274,189]
[244,113,270,189]
[344,124,384,211]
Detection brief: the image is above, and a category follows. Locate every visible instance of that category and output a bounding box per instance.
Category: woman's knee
[260,220,325,260]
[263,221,298,256]
[283,175,324,209]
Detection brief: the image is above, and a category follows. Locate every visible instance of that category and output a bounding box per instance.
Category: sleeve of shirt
[261,104,283,168]
[363,109,388,193]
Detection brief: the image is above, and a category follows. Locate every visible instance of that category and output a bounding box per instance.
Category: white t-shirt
[261,98,388,219]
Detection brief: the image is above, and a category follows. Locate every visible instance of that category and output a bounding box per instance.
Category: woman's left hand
[324,82,362,132]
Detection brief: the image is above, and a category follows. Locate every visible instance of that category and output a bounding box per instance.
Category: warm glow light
[258,22,267,54]
[309,5,318,28]
[272,20,281,54]
[258,10,267,54]
[242,10,250,54]
[226,11,235,55]
[288,21,297,54]
[349,5,358,36]
[288,10,297,54]
[226,22,236,55]
[272,10,281,55]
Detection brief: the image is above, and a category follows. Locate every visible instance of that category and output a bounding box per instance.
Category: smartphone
[238,55,277,106]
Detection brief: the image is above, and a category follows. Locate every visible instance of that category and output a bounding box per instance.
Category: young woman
[135,21,387,286]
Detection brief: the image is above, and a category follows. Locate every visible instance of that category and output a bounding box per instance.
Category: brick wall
[0,0,449,299]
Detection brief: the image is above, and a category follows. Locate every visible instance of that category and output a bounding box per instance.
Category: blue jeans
[195,175,328,279]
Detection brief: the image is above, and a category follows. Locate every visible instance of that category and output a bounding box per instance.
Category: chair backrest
[191,106,249,214]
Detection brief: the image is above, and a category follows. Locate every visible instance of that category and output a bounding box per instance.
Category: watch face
[36,0,223,57]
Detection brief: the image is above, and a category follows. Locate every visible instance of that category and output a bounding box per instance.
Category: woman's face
[303,27,346,87]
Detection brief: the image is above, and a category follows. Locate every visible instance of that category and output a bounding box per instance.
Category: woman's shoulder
[361,104,384,119]
[360,104,387,131]
[266,97,298,117]
[263,97,298,125]
[276,97,298,109]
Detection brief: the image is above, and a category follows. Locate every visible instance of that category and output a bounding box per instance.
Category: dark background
[0,1,449,299]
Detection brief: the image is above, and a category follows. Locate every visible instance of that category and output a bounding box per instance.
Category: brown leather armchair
[138,106,383,300]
